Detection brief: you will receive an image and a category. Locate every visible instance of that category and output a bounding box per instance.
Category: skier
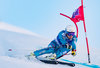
[31,25,77,60]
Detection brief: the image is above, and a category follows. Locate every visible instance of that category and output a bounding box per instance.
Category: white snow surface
[0,23,100,68]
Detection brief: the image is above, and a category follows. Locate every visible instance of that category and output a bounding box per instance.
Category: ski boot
[45,53,56,60]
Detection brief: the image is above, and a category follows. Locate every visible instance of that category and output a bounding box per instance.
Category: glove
[71,51,76,56]
[66,44,72,49]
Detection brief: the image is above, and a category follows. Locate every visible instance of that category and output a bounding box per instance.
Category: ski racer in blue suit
[32,25,77,60]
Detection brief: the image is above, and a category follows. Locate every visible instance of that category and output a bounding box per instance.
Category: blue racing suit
[34,30,77,59]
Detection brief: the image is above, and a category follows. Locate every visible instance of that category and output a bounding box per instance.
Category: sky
[0,0,100,48]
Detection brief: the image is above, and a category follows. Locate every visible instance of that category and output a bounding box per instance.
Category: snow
[0,23,100,68]
[0,22,41,37]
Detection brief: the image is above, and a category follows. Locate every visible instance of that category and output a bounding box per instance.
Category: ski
[57,61,75,67]
[39,60,58,64]
[39,59,75,67]
[25,55,75,67]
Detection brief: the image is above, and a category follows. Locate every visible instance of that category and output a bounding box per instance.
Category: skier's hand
[71,51,76,56]
[66,44,72,49]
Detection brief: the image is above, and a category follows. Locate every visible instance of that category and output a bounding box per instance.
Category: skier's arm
[57,30,67,46]
[72,36,77,51]
[71,36,77,56]
[72,41,76,51]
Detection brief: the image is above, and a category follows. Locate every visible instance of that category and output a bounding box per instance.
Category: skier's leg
[34,47,54,57]
[33,40,57,57]
[55,48,71,59]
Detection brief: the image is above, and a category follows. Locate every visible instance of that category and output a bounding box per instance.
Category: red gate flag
[71,5,84,23]
[60,5,84,23]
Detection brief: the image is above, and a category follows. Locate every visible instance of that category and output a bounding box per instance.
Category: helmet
[65,25,75,33]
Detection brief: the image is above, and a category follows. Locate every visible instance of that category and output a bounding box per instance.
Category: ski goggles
[67,32,75,36]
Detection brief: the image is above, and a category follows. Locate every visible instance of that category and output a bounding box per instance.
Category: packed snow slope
[0,22,100,68]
